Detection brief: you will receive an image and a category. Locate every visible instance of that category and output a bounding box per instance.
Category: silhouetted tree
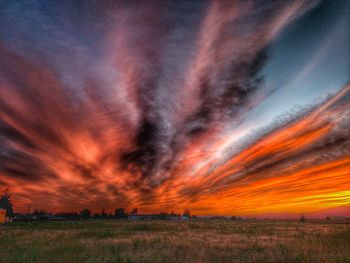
[92,212,101,219]
[0,191,14,218]
[159,212,169,220]
[115,208,127,219]
[131,208,138,215]
[183,209,191,218]
[33,210,46,217]
[80,208,91,219]
[100,208,108,219]
[300,214,306,223]
[170,211,178,217]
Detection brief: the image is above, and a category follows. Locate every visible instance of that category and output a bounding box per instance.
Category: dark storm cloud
[184,49,269,137]
[118,1,318,181]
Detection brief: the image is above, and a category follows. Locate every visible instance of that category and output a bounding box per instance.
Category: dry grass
[0,220,349,263]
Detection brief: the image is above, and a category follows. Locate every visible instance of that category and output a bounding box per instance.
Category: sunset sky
[0,0,349,217]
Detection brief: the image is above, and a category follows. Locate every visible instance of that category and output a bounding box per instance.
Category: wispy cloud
[0,0,348,215]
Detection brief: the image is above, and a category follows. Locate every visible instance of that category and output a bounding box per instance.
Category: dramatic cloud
[0,0,349,215]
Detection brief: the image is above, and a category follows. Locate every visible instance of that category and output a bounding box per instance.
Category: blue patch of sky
[246,0,349,127]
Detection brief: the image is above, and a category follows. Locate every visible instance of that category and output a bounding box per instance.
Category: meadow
[0,220,349,263]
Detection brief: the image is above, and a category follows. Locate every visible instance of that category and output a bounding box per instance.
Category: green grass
[0,220,349,263]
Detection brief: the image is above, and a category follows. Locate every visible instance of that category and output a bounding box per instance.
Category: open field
[1,220,350,263]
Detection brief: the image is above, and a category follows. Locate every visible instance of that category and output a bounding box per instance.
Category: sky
[0,0,349,217]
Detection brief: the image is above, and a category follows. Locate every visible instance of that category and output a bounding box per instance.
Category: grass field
[1,220,350,263]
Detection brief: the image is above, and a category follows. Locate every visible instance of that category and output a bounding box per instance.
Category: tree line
[1,191,193,221]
